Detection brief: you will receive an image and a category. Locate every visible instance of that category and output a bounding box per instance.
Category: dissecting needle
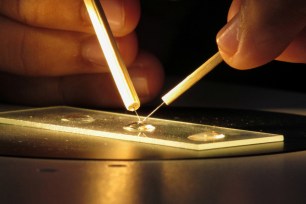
[143,52,223,122]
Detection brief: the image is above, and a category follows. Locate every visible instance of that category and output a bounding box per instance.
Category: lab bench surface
[0,98,306,203]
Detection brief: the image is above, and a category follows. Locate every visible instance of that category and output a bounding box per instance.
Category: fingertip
[276,28,306,63]
[216,14,243,69]
[62,51,164,108]
[217,8,281,70]
[129,51,165,104]
[227,0,242,21]
[218,50,254,70]
[116,32,138,66]
[81,32,138,68]
[220,0,306,69]
[120,0,141,36]
[102,0,140,37]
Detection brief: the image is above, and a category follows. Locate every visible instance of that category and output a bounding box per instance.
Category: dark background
[136,0,306,93]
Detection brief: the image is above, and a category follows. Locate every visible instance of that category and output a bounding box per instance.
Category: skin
[0,0,164,108]
[1,0,305,107]
[217,0,306,69]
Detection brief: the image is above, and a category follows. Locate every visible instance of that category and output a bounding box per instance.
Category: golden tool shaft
[84,0,140,111]
[162,52,223,105]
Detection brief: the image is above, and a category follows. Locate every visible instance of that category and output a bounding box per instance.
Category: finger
[61,52,164,107]
[227,0,242,20]
[276,27,306,63]
[82,31,138,68]
[0,51,164,108]
[127,51,165,104]
[217,0,306,69]
[0,16,138,76]
[0,0,140,36]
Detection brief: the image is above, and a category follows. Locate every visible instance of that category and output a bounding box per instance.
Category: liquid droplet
[188,131,225,142]
[123,121,156,133]
[61,114,95,123]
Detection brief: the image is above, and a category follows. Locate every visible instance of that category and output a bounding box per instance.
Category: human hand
[217,0,306,69]
[0,0,164,108]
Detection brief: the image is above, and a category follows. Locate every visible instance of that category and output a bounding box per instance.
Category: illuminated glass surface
[0,106,283,150]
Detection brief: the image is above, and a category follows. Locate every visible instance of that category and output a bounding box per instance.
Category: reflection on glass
[0,106,283,151]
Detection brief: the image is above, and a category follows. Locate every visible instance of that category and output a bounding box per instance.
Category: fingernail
[81,38,105,66]
[101,0,125,32]
[129,65,150,99]
[217,14,241,57]
[132,77,150,100]
[81,0,125,32]
[80,3,91,27]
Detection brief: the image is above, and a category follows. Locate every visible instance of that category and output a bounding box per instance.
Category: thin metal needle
[134,111,141,122]
[142,102,165,122]
[161,52,222,105]
[142,52,222,122]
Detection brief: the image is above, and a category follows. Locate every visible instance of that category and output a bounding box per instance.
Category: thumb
[216,0,306,69]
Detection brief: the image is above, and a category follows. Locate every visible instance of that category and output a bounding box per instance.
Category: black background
[137,0,306,93]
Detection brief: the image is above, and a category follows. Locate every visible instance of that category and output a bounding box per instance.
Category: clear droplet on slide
[123,121,156,133]
[188,131,225,142]
[61,114,95,123]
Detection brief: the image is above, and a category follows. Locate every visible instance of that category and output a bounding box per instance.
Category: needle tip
[143,102,165,122]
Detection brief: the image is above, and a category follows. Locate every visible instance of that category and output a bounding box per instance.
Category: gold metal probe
[143,52,223,121]
[83,0,140,111]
